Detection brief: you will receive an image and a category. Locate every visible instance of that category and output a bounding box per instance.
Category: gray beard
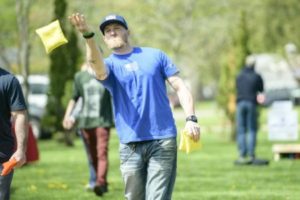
[106,38,126,50]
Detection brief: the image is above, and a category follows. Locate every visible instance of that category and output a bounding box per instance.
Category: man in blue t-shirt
[69,13,201,199]
[0,68,28,200]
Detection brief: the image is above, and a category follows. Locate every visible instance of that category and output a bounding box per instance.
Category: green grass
[11,102,300,200]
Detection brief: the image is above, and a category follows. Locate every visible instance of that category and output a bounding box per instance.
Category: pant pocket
[119,143,134,165]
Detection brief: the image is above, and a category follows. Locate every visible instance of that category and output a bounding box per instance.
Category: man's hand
[257,93,265,105]
[62,117,75,130]
[1,152,26,176]
[10,151,26,167]
[68,13,90,33]
[1,158,18,176]
[184,121,201,142]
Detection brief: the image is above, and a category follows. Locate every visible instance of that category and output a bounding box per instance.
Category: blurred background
[2,1,300,199]
[1,0,300,140]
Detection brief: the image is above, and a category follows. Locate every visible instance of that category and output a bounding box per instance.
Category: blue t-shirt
[101,47,179,143]
[0,68,27,163]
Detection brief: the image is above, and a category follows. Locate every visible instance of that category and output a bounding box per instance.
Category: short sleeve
[159,50,179,79]
[72,73,81,101]
[9,77,27,111]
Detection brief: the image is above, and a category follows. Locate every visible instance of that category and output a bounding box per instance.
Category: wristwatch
[186,115,198,123]
[82,32,95,39]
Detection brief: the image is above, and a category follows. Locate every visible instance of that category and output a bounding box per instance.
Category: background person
[69,13,201,200]
[62,63,114,196]
[235,55,269,165]
[67,96,97,192]
[0,68,28,200]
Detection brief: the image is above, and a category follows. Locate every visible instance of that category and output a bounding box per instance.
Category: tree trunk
[16,0,31,102]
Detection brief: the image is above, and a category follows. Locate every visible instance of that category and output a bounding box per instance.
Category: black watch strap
[82,32,95,39]
[186,115,198,123]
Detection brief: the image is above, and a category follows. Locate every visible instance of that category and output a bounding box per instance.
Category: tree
[42,0,81,145]
[15,0,31,101]
[260,0,300,52]
[0,0,16,72]
[217,11,250,140]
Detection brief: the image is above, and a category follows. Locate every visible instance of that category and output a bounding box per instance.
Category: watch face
[186,115,197,122]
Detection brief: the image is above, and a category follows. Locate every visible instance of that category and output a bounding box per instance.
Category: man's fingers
[194,126,200,141]
[185,121,200,142]
[196,127,201,141]
[193,131,200,142]
[68,13,82,27]
[192,131,198,142]
[69,14,78,26]
[79,14,85,24]
[187,127,196,141]
[74,13,85,25]
[68,13,89,33]
[74,13,81,22]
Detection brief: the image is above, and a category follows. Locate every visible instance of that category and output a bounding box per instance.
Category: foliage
[15,0,31,100]
[217,11,250,139]
[0,0,17,49]
[259,0,300,52]
[61,80,74,108]
[1,0,300,135]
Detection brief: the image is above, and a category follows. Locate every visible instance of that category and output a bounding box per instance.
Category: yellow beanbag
[35,20,68,54]
[179,129,201,154]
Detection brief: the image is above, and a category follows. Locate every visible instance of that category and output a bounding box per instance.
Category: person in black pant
[235,55,269,166]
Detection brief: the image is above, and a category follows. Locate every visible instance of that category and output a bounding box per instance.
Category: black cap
[99,14,128,35]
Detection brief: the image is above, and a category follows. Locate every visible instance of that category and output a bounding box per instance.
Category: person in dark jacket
[235,55,268,165]
[0,68,28,200]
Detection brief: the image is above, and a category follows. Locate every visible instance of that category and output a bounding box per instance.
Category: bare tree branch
[16,0,31,101]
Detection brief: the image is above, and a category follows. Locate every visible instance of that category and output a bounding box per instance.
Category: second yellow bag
[179,129,201,154]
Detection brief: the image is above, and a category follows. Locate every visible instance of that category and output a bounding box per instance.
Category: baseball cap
[99,14,128,35]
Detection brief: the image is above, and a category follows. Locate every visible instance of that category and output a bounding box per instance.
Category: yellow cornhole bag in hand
[35,20,68,54]
[179,129,201,154]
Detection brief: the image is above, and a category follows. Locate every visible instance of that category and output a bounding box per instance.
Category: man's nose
[109,29,117,36]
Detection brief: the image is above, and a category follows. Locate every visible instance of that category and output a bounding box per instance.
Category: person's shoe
[84,183,95,192]
[94,184,108,196]
[250,158,269,166]
[234,157,251,165]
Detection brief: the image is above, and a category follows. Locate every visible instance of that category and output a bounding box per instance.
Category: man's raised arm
[69,13,107,80]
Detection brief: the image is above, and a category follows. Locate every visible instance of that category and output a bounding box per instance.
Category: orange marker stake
[1,158,18,176]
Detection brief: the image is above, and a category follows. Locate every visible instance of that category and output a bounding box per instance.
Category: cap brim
[100,20,127,34]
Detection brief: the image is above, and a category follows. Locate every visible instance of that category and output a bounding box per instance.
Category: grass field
[11,102,300,200]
